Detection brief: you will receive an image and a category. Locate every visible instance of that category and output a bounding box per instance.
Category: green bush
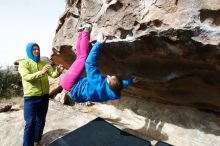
[0,66,22,98]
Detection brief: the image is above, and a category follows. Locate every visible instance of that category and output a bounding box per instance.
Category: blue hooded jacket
[70,42,132,102]
[26,42,40,62]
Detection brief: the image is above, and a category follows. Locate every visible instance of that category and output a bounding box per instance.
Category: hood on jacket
[26,42,40,62]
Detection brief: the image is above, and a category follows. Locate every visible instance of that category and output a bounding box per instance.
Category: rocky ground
[0,96,220,146]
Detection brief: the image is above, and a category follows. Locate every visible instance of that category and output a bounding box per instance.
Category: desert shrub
[0,66,22,98]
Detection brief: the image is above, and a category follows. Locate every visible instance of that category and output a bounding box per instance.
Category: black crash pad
[48,117,151,146]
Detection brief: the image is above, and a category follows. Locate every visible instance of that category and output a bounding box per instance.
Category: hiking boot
[78,22,92,32]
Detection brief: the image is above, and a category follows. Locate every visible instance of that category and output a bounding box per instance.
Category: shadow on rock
[41,129,70,145]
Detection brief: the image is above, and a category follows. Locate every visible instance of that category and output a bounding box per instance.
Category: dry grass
[0,96,23,105]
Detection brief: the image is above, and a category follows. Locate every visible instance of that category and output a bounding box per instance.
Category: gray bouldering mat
[48,117,151,146]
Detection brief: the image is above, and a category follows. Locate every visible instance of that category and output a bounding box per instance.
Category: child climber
[60,24,136,102]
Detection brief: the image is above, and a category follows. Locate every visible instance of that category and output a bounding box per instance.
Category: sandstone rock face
[52,0,220,113]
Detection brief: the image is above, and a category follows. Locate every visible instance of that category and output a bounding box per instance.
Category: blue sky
[0,0,66,67]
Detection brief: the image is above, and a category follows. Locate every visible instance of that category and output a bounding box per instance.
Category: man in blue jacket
[61,31,136,102]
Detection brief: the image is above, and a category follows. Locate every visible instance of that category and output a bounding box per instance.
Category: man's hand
[97,32,106,43]
[42,64,51,74]
[56,64,64,73]
[132,77,140,84]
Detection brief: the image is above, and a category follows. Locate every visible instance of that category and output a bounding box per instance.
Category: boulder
[51,0,220,113]
[0,104,12,112]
